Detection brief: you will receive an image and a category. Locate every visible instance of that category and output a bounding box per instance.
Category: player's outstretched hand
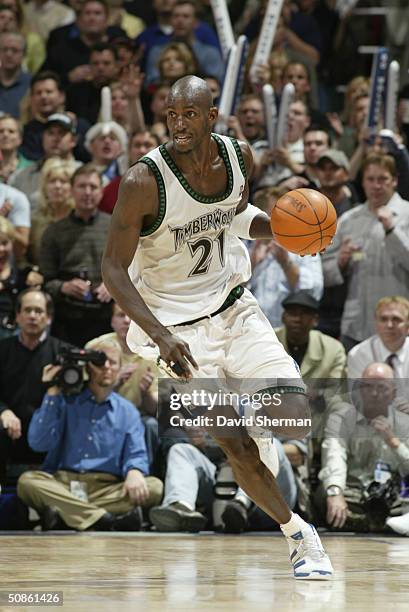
[156,332,198,380]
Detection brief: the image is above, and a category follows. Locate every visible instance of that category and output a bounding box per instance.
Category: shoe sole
[150,507,207,533]
[294,571,333,580]
[222,506,247,533]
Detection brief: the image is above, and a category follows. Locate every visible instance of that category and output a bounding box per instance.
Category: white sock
[280,512,309,537]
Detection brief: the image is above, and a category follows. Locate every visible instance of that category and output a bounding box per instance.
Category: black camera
[53,347,107,394]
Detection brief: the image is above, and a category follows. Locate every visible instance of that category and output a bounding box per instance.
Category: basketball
[270,188,337,256]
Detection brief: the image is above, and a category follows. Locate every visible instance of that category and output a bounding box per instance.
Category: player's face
[362,163,397,208]
[167,98,214,153]
[375,304,409,348]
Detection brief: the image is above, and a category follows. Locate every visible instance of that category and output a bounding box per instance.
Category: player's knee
[265,393,311,440]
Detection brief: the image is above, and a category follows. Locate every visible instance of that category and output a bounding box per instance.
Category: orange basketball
[270,188,337,255]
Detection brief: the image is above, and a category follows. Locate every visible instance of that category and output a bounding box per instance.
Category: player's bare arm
[101,164,198,378]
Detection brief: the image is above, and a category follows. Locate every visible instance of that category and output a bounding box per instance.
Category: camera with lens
[52,347,107,394]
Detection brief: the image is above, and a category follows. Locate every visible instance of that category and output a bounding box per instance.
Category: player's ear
[209,106,218,124]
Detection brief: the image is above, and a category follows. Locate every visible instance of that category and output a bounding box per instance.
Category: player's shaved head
[168,75,213,110]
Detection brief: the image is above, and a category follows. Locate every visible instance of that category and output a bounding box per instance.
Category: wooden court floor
[1,532,409,612]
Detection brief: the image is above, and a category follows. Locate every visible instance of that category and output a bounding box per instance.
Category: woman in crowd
[28,158,75,265]
[0,0,45,73]
[157,42,199,86]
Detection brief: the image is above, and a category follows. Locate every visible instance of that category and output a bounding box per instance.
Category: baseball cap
[317,149,350,172]
[282,291,319,312]
[45,113,77,134]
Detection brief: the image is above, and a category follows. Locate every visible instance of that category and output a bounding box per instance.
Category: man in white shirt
[316,362,409,532]
[322,153,409,350]
[348,296,409,381]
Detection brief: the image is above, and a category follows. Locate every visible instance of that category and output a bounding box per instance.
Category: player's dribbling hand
[156,332,198,380]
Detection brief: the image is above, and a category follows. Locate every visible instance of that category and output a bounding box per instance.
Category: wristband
[230,203,262,240]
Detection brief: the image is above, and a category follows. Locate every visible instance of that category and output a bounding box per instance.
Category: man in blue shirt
[0,33,31,120]
[17,341,163,530]
[136,0,219,73]
[144,0,224,88]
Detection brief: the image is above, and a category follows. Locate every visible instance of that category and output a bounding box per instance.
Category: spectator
[28,157,76,265]
[315,149,356,339]
[338,93,369,159]
[136,0,219,72]
[145,0,224,87]
[89,302,160,417]
[316,362,409,532]
[0,218,43,340]
[11,113,80,210]
[19,72,66,162]
[0,179,30,259]
[99,129,159,214]
[248,192,323,328]
[147,82,170,141]
[149,426,224,532]
[39,164,112,346]
[0,115,31,184]
[236,94,265,145]
[341,75,369,129]
[17,340,163,531]
[0,288,67,486]
[23,0,75,42]
[66,43,119,125]
[322,154,409,351]
[42,0,125,86]
[315,149,355,217]
[0,0,45,74]
[347,296,409,381]
[107,0,145,39]
[157,41,198,86]
[0,32,30,119]
[84,121,128,183]
[275,289,346,395]
[278,124,330,190]
[109,73,144,135]
[254,100,310,189]
[87,303,161,470]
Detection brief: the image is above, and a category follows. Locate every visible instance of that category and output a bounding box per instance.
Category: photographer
[0,288,69,487]
[315,362,409,532]
[17,340,163,531]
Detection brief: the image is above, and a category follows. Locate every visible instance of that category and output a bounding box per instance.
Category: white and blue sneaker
[286,524,333,580]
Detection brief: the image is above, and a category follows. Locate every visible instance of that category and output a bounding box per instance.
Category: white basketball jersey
[127,133,251,351]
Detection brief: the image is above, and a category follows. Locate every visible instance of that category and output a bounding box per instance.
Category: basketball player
[102,75,333,580]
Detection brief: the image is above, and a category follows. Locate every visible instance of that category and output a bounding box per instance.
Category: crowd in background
[1,0,409,535]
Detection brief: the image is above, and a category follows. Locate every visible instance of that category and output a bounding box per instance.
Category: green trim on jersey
[159,133,234,203]
[138,157,167,236]
[229,137,247,180]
